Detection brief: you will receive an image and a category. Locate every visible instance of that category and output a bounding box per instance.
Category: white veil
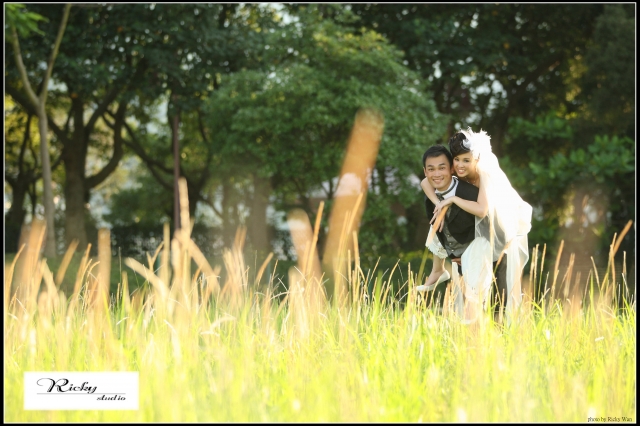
[460,127,533,317]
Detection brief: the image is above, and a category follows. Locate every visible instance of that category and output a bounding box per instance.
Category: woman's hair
[448,132,470,157]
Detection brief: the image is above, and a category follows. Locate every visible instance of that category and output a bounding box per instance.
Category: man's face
[424,154,453,191]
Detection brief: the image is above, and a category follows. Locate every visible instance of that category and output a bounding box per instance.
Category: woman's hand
[431,197,454,221]
[430,197,455,232]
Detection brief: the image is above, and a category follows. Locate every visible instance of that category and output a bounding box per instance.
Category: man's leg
[492,253,508,322]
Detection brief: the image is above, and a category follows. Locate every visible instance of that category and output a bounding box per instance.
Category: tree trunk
[172,109,181,231]
[37,103,57,257]
[30,181,37,218]
[221,180,234,249]
[64,173,88,250]
[249,173,271,257]
[62,128,88,249]
[186,180,199,219]
[9,4,71,257]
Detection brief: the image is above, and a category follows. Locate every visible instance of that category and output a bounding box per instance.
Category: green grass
[4,237,636,422]
[5,251,134,297]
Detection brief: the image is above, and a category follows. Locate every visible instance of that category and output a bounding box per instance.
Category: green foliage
[577,5,635,139]
[104,172,173,227]
[505,112,575,165]
[4,4,634,266]
[204,6,445,259]
[508,119,634,258]
[529,135,633,197]
[4,97,42,182]
[347,4,604,152]
[5,3,48,40]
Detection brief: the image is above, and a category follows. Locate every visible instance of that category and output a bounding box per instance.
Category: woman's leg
[422,225,449,287]
[423,255,447,286]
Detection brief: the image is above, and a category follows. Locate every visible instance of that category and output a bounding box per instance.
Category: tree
[204,5,446,259]
[502,113,634,267]
[109,4,276,236]
[344,4,637,267]
[4,97,63,252]
[575,5,635,141]
[505,5,636,262]
[6,4,259,249]
[346,4,604,155]
[7,3,71,257]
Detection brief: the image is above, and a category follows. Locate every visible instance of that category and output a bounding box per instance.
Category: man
[415,143,491,320]
[416,140,509,321]
[416,143,480,278]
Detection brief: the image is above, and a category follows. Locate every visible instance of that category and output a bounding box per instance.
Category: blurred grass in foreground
[4,212,636,422]
[4,108,635,421]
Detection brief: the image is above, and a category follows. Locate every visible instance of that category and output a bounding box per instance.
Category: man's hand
[451,257,461,265]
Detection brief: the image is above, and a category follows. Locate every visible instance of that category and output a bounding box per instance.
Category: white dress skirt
[426,225,492,323]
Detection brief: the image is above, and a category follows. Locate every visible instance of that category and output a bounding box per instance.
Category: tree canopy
[4,4,635,271]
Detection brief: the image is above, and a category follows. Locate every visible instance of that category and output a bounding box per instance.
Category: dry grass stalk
[160,223,171,293]
[5,244,25,315]
[67,244,93,317]
[323,109,384,305]
[220,227,248,309]
[607,232,617,296]
[55,239,79,286]
[288,208,322,286]
[611,220,633,256]
[529,244,538,297]
[590,257,601,288]
[551,240,564,302]
[426,205,450,246]
[121,270,131,316]
[287,266,309,342]
[125,257,169,318]
[539,244,549,304]
[255,253,274,288]
[286,204,331,340]
[94,228,111,313]
[562,253,575,300]
[14,220,46,315]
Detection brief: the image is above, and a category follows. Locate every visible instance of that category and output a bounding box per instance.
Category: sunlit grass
[4,223,636,422]
[4,180,635,422]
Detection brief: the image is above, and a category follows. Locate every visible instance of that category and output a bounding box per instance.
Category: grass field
[4,219,636,422]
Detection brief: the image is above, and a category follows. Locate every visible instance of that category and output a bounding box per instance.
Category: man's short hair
[422,144,453,168]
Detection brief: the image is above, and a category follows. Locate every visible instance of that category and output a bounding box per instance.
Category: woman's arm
[420,178,440,206]
[431,177,489,230]
[447,195,488,218]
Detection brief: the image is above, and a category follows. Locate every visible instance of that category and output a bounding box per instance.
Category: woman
[419,128,532,322]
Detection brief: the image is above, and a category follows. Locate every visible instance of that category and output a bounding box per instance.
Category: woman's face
[453,152,477,178]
